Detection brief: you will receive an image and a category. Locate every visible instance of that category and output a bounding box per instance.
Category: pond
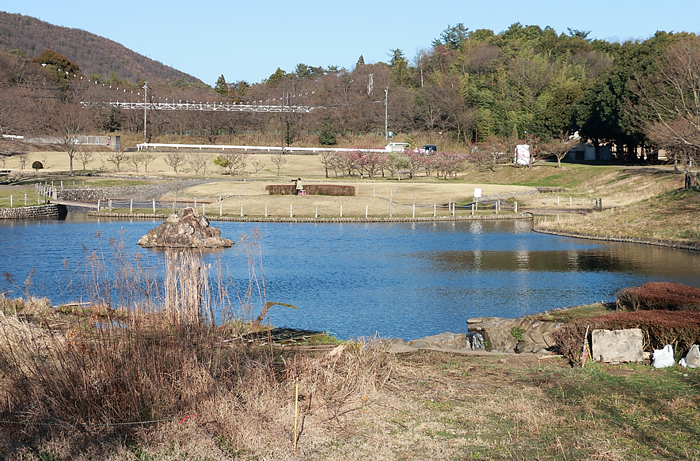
[1,215,699,340]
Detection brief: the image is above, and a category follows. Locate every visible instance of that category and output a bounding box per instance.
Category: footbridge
[50,199,99,209]
[83,101,317,114]
[82,99,382,114]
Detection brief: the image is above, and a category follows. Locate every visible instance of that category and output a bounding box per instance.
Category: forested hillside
[0,11,202,85]
[0,19,698,171]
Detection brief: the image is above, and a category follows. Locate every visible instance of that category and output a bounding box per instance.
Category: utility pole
[143,81,149,144]
[384,87,388,146]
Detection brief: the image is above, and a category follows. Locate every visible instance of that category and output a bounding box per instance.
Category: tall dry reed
[0,229,393,460]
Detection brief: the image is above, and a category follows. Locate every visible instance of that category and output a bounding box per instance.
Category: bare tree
[50,104,91,176]
[16,152,28,170]
[130,154,146,172]
[632,37,700,152]
[76,148,94,171]
[270,151,287,175]
[187,153,209,175]
[213,152,244,176]
[141,153,156,172]
[542,134,578,168]
[319,152,333,178]
[0,87,29,135]
[107,150,129,172]
[240,153,249,175]
[478,137,512,172]
[250,157,266,174]
[164,152,186,173]
[39,152,51,170]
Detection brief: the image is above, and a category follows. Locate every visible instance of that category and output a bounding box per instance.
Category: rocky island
[137,207,234,249]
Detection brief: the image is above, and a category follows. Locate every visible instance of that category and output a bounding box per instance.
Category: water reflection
[0,217,698,340]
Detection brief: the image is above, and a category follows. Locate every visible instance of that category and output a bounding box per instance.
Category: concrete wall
[23,135,120,151]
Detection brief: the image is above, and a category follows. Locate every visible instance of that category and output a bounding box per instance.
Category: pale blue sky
[4,1,700,86]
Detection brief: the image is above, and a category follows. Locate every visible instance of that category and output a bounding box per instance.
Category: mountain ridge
[0,11,204,85]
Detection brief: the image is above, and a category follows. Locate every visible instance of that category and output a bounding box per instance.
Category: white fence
[136,143,386,154]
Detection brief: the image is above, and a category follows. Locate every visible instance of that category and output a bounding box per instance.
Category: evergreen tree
[266,68,286,88]
[433,23,470,50]
[388,49,409,86]
[284,121,294,146]
[32,49,81,75]
[214,74,228,96]
[319,118,337,145]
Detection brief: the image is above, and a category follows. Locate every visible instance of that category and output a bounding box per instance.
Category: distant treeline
[1,21,699,168]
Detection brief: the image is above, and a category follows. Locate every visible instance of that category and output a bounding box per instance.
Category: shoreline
[85,210,531,223]
[533,226,700,252]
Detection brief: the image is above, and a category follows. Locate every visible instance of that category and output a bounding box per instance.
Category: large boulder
[137,207,234,249]
[467,317,564,353]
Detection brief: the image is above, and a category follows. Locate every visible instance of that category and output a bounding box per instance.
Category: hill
[0,11,204,85]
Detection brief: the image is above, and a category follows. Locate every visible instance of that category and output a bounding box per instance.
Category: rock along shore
[386,315,564,355]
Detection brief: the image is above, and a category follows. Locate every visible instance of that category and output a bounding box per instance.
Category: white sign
[474,188,482,198]
[514,144,530,165]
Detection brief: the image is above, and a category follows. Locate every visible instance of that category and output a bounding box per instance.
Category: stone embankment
[0,204,62,220]
[88,212,531,223]
[388,316,563,355]
[481,188,539,201]
[56,181,210,202]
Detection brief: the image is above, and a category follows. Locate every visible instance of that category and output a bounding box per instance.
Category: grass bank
[536,188,700,246]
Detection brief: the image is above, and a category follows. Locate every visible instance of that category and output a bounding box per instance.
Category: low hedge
[552,310,700,364]
[265,184,356,196]
[617,282,700,311]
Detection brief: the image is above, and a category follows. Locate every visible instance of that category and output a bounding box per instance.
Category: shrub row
[265,184,356,196]
[617,282,700,311]
[552,310,700,363]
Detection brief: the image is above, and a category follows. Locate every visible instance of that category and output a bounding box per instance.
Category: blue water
[1,216,699,340]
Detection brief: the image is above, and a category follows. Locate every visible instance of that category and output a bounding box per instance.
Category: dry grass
[3,291,700,460]
[161,179,531,219]
[0,233,397,460]
[537,188,700,243]
[6,149,688,221]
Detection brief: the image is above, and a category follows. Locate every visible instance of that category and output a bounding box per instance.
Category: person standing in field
[295,177,303,195]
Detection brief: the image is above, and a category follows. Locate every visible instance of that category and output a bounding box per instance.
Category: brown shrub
[552,310,700,363]
[265,184,356,196]
[306,184,356,196]
[617,282,700,311]
[265,184,295,195]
